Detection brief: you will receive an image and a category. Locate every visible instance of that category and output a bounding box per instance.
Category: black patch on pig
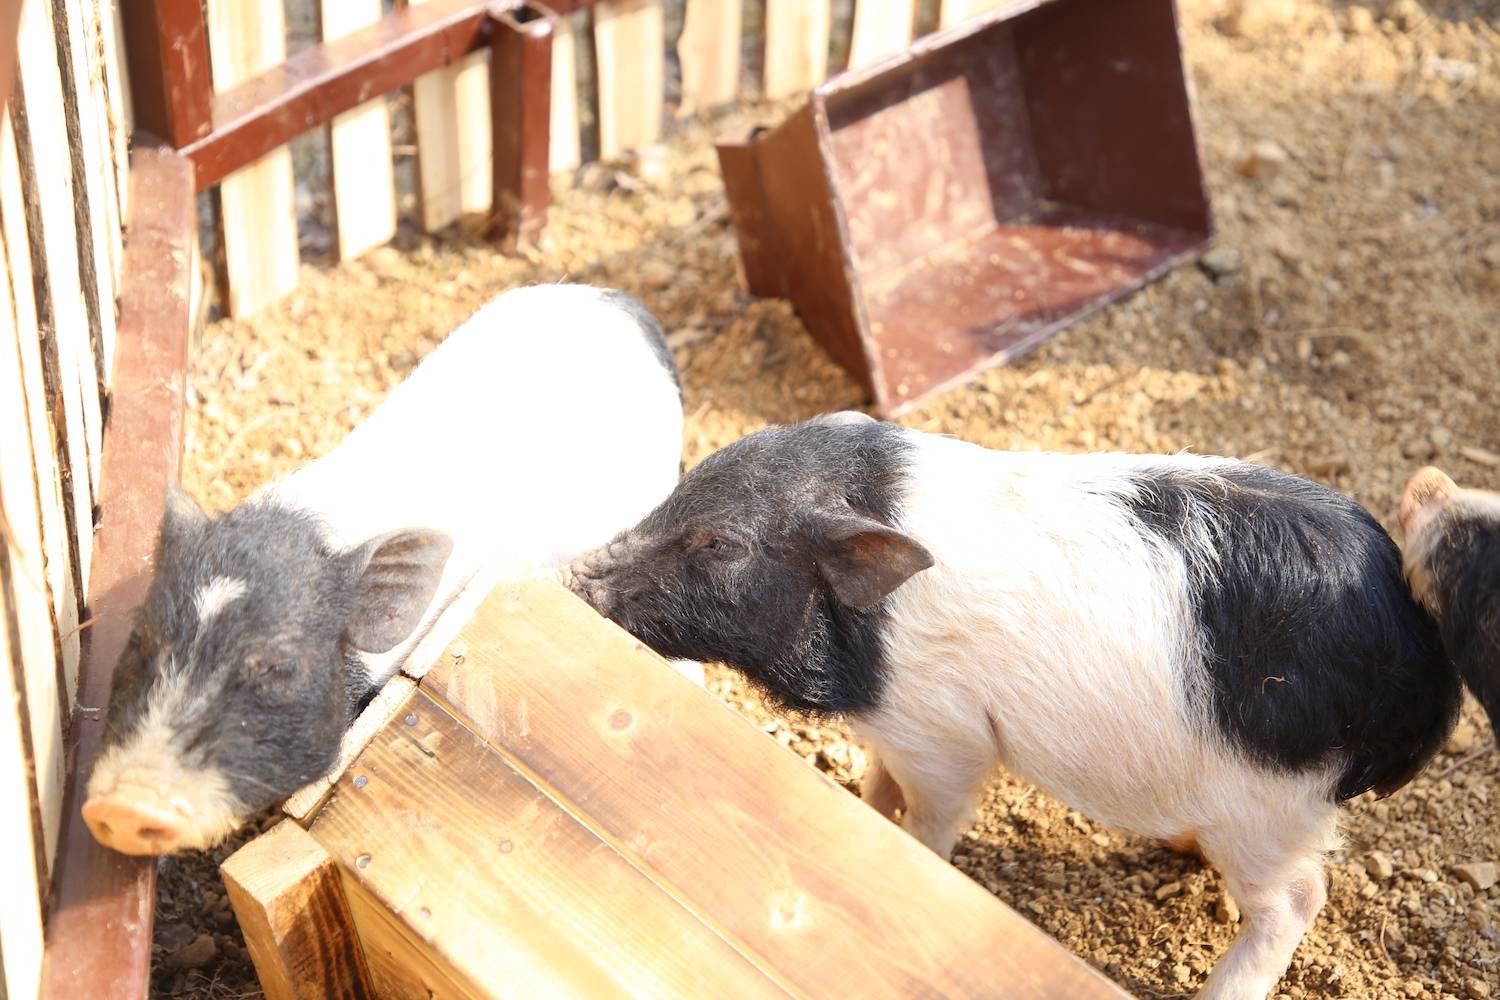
[599,289,680,394]
[572,416,914,715]
[1410,503,1500,744]
[1123,463,1460,801]
[102,497,397,823]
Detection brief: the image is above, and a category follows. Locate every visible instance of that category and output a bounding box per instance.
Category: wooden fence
[149,0,1012,318]
[0,0,133,995]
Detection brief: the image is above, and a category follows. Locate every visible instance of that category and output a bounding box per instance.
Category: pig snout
[561,536,633,614]
[82,783,189,855]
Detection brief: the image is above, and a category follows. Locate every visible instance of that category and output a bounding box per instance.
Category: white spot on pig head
[85,486,454,854]
[566,417,932,715]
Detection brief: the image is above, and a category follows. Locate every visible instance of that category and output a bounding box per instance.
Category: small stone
[1446,718,1479,754]
[1482,245,1500,270]
[1344,5,1375,33]
[1155,880,1184,901]
[1403,438,1437,461]
[638,258,676,287]
[1365,851,1395,881]
[1238,140,1290,179]
[1384,0,1426,31]
[1460,445,1500,468]
[1466,979,1491,1000]
[1414,867,1439,883]
[1429,426,1453,450]
[1215,895,1241,924]
[1454,862,1499,891]
[1090,832,1111,847]
[630,144,672,184]
[164,933,219,971]
[1200,246,1244,279]
[1173,963,1193,985]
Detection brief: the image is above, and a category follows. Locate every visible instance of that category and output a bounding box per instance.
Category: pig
[565,412,1471,1000]
[1399,466,1500,741]
[83,284,684,856]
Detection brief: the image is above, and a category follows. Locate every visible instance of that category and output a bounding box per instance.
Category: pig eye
[699,535,743,560]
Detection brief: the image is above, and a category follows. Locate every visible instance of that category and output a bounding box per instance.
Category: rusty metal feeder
[718,0,1213,417]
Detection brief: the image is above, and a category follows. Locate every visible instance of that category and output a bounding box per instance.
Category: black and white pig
[83,284,684,856]
[1400,465,1500,742]
[564,412,1479,1000]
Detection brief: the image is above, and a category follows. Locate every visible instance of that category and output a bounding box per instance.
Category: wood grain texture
[222,821,376,1000]
[0,559,47,1000]
[13,0,104,587]
[548,10,581,172]
[0,108,82,711]
[38,139,195,1000]
[282,675,416,824]
[938,0,1004,27]
[592,0,664,159]
[0,217,65,882]
[322,0,397,260]
[100,0,133,236]
[677,0,740,115]
[423,581,1130,1000]
[848,0,916,69]
[205,0,299,316]
[410,0,492,233]
[764,0,830,98]
[309,689,791,998]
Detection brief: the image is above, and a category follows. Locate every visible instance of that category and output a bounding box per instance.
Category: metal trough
[718,0,1213,417]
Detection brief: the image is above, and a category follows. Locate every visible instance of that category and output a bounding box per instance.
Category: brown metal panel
[183,0,503,189]
[489,3,554,246]
[715,128,786,298]
[38,138,195,1000]
[120,0,213,146]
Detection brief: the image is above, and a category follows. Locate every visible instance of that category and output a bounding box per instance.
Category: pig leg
[859,750,906,820]
[870,741,994,858]
[1195,829,1332,1000]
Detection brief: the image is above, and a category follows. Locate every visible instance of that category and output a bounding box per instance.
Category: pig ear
[344,529,453,654]
[811,514,933,609]
[811,410,878,428]
[1399,466,1459,540]
[157,483,207,552]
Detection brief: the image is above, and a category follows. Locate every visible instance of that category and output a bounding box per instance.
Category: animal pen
[0,0,1204,996]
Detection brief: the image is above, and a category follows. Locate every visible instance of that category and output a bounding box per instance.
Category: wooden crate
[224,579,1128,1000]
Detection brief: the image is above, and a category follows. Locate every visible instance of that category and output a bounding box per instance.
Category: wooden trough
[222,579,1130,999]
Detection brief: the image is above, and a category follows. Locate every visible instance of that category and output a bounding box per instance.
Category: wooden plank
[764,0,830,98]
[939,0,1004,28]
[0,218,66,879]
[488,6,551,246]
[0,565,47,1000]
[424,581,1130,1000]
[338,869,486,1000]
[848,0,916,69]
[282,675,416,824]
[0,0,22,110]
[548,10,581,172]
[0,108,83,709]
[205,0,299,316]
[52,0,123,380]
[101,0,134,233]
[322,0,397,261]
[308,689,791,999]
[118,0,213,148]
[222,821,377,1000]
[38,139,195,1000]
[677,0,740,115]
[411,0,492,232]
[13,0,105,589]
[592,0,663,160]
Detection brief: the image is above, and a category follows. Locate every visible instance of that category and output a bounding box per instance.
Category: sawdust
[154,1,1499,996]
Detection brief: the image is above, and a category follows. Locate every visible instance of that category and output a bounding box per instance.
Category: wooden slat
[222,821,377,1000]
[677,0,740,115]
[592,0,663,160]
[0,211,66,878]
[848,0,916,69]
[939,0,1004,28]
[205,0,299,316]
[0,108,83,710]
[0,561,47,1000]
[100,0,134,235]
[322,0,397,261]
[13,0,102,602]
[282,675,416,824]
[38,139,195,1000]
[764,0,830,98]
[308,689,792,998]
[411,0,492,232]
[52,0,122,380]
[423,581,1129,999]
[548,10,581,172]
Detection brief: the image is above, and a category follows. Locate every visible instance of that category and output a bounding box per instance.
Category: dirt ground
[151,0,1499,996]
